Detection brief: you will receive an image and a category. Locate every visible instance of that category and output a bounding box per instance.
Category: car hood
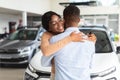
[30,50,51,72]
[0,40,35,49]
[30,51,120,73]
[90,52,120,73]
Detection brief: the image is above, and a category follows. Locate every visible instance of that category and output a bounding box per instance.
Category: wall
[50,1,120,15]
[0,0,51,14]
[50,0,69,15]
[0,14,21,33]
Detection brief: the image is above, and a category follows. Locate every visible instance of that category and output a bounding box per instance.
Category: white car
[24,26,120,80]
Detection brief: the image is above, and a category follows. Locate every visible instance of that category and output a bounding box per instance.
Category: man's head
[42,11,64,34]
[63,5,80,27]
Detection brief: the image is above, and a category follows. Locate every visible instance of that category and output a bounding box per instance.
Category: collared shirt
[50,27,95,80]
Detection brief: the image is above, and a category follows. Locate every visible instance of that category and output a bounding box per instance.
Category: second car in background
[0,27,43,65]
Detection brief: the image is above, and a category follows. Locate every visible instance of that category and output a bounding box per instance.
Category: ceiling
[0,7,41,16]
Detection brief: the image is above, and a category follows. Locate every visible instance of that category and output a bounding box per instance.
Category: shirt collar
[65,27,80,32]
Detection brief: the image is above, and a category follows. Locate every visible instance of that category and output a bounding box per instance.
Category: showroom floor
[0,67,25,80]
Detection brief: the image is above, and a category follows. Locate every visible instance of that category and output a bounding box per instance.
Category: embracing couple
[40,5,96,80]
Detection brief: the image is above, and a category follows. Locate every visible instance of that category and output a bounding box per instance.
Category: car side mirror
[116,46,120,54]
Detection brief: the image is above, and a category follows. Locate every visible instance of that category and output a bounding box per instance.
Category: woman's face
[49,15,64,34]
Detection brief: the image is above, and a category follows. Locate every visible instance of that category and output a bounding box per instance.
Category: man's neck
[66,22,78,28]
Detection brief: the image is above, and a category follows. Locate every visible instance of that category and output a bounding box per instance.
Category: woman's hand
[70,31,85,42]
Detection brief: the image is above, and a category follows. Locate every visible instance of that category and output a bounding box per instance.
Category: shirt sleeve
[89,42,95,69]
[41,55,54,67]
[40,32,72,56]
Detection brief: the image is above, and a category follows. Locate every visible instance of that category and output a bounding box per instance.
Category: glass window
[96,18,106,25]
[80,29,113,53]
[109,14,118,19]
[109,21,118,33]
[85,19,94,24]
[7,30,37,40]
[108,14,118,33]
[98,0,119,6]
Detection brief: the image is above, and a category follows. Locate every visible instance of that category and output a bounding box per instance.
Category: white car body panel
[30,50,51,72]
[24,50,120,80]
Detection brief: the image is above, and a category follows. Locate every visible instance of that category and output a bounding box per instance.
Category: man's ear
[77,18,80,23]
[78,18,80,22]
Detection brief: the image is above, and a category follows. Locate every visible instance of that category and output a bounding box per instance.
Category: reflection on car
[0,27,43,65]
[24,25,120,80]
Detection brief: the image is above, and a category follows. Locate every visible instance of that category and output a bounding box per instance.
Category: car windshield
[7,30,38,40]
[80,29,113,53]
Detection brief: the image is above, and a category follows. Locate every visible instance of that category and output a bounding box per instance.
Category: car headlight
[24,72,36,80]
[22,47,31,52]
[28,64,51,78]
[28,64,36,73]
[18,47,31,53]
[91,66,116,78]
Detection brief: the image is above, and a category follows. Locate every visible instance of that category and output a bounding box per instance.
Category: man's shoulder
[84,41,95,50]
[53,32,65,37]
[50,32,69,43]
[85,40,95,45]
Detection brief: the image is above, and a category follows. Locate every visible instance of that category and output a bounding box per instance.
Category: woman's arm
[41,31,84,56]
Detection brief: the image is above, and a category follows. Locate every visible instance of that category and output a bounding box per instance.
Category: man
[49,5,95,80]
[17,19,23,30]
[41,11,86,80]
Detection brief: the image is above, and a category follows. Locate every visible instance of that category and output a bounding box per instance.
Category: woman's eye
[51,22,58,26]
[52,22,56,25]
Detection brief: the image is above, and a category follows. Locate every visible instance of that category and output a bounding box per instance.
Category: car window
[25,30,37,40]
[80,29,113,53]
[7,30,38,40]
[7,31,19,40]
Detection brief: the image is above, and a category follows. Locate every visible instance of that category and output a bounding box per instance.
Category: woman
[41,11,85,56]
[41,11,96,80]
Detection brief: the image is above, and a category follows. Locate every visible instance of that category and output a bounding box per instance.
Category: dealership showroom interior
[0,0,120,80]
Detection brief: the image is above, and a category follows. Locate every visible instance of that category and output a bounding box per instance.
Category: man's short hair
[42,11,61,31]
[63,5,80,23]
